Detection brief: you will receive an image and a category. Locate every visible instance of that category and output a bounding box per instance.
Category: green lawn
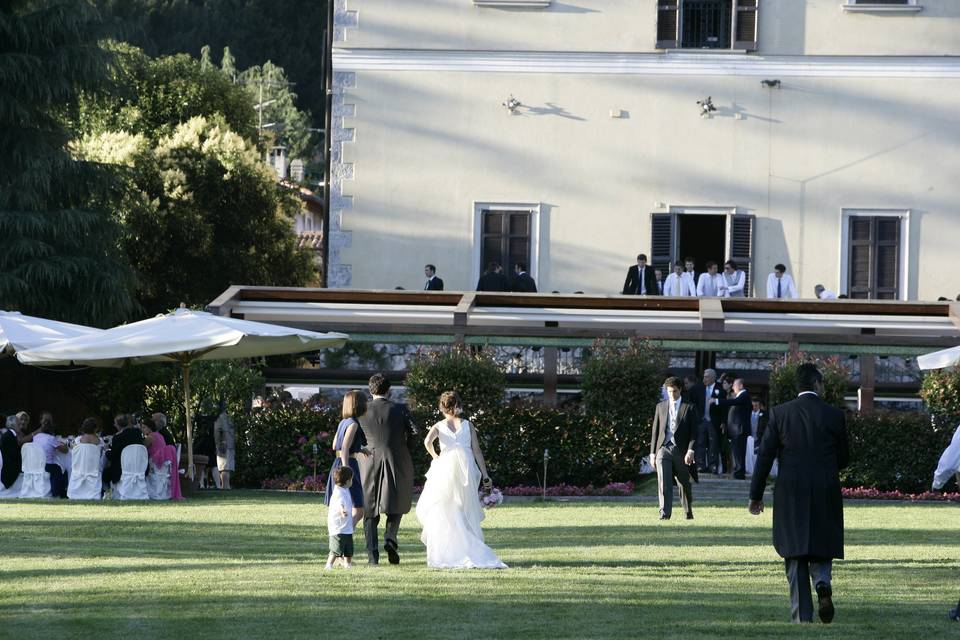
[0,492,957,639]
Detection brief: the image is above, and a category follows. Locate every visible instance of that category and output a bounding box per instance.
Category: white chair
[115,444,148,500]
[19,442,52,498]
[67,443,102,500]
[0,452,24,498]
[147,459,172,500]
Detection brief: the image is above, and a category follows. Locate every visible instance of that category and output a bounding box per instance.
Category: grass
[0,492,957,639]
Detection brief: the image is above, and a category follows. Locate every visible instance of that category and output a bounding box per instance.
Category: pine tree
[0,0,138,326]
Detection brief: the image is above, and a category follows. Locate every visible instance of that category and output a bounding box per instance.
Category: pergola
[208,286,960,409]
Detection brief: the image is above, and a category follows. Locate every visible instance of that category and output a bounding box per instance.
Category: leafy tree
[768,351,849,409]
[405,347,507,423]
[0,0,138,326]
[920,367,960,426]
[238,60,317,161]
[581,337,668,430]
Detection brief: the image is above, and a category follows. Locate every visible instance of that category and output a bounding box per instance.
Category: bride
[416,391,507,569]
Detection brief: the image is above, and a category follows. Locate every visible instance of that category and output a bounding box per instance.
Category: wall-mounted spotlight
[761,79,782,89]
[502,95,522,113]
[696,96,716,118]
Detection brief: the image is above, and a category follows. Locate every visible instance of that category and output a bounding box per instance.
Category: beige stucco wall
[340,0,960,56]
[337,70,960,299]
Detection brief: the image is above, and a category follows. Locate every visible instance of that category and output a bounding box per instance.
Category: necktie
[777,278,782,298]
[639,268,645,294]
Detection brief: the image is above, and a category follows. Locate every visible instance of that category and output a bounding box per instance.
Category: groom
[358,373,415,564]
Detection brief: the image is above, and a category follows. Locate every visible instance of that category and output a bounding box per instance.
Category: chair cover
[147,460,172,500]
[0,452,24,498]
[745,436,778,478]
[19,442,52,498]
[116,444,148,500]
[67,443,102,500]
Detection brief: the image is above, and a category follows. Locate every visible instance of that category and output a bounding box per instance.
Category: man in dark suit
[751,399,768,450]
[1,416,22,491]
[692,368,724,473]
[424,264,444,290]
[476,262,510,291]
[622,253,660,295]
[511,263,537,293]
[749,363,849,624]
[104,414,144,487]
[715,378,752,479]
[358,373,415,564]
[650,376,699,520]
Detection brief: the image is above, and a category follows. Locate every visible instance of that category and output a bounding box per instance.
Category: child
[326,466,355,569]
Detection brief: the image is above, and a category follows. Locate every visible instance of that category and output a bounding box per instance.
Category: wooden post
[859,354,875,412]
[543,346,558,407]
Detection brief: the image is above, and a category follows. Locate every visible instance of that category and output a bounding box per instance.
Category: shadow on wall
[753,217,793,298]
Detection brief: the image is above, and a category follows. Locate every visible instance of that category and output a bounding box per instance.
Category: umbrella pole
[183,362,195,480]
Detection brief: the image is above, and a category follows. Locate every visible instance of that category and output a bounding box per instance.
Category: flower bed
[501,482,635,497]
[842,486,960,502]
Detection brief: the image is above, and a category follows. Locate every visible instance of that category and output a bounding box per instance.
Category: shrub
[580,337,667,433]
[842,410,955,493]
[405,346,506,423]
[919,367,960,425]
[234,405,339,488]
[768,351,848,409]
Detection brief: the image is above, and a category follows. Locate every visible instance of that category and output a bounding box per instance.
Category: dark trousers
[785,556,832,623]
[655,443,693,519]
[364,513,402,560]
[46,463,67,498]
[730,432,748,478]
[695,420,720,471]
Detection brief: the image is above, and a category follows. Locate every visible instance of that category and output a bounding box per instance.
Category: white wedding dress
[416,419,507,569]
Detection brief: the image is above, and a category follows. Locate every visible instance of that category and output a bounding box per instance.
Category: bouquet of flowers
[480,485,503,509]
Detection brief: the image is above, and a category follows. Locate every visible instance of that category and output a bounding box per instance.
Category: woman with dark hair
[324,391,370,525]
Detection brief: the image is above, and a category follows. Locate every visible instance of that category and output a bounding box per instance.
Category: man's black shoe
[949,598,959,621]
[815,582,834,624]
[384,540,400,565]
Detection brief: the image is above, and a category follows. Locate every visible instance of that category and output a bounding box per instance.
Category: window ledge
[841,4,923,13]
[474,0,551,7]
[659,48,752,55]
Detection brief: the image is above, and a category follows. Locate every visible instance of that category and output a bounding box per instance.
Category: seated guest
[104,414,143,488]
[16,411,31,443]
[1,415,23,492]
[140,416,183,500]
[77,418,101,446]
[31,412,68,498]
[152,412,177,446]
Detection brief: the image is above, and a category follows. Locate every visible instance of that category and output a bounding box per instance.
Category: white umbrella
[17,307,348,477]
[0,310,103,356]
[918,345,960,371]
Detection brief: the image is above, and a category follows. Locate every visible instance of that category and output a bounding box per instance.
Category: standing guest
[714,379,752,479]
[326,466,356,569]
[30,412,68,498]
[696,261,723,297]
[622,253,659,296]
[214,403,236,490]
[932,422,960,492]
[721,260,747,297]
[749,363,849,624]
[104,414,144,489]
[476,262,510,292]
[694,369,724,473]
[814,285,837,300]
[325,390,370,526]
[681,374,700,404]
[141,416,183,500]
[424,264,444,291]
[511,263,538,293]
[767,264,799,299]
[1,415,22,492]
[751,399,768,450]
[683,257,698,291]
[650,377,698,520]
[663,261,696,296]
[653,269,665,295]
[358,373,415,565]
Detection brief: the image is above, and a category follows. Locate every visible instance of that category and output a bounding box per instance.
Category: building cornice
[333,49,960,78]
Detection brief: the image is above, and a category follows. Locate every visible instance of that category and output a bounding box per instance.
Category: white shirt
[327,485,354,535]
[766,273,799,299]
[696,273,722,297]
[664,272,696,296]
[817,289,837,300]
[933,424,960,490]
[721,270,746,297]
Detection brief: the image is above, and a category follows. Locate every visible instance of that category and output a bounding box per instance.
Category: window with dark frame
[847,216,901,300]
[656,0,758,51]
[481,209,532,276]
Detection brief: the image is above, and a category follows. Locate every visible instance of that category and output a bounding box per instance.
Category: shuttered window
[847,216,901,299]
[650,212,676,274]
[481,210,532,274]
[728,214,755,296]
[656,0,759,51]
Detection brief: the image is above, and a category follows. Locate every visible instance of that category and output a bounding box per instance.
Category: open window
[657,0,758,51]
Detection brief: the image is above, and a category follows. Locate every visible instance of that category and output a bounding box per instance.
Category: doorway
[677,214,726,275]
